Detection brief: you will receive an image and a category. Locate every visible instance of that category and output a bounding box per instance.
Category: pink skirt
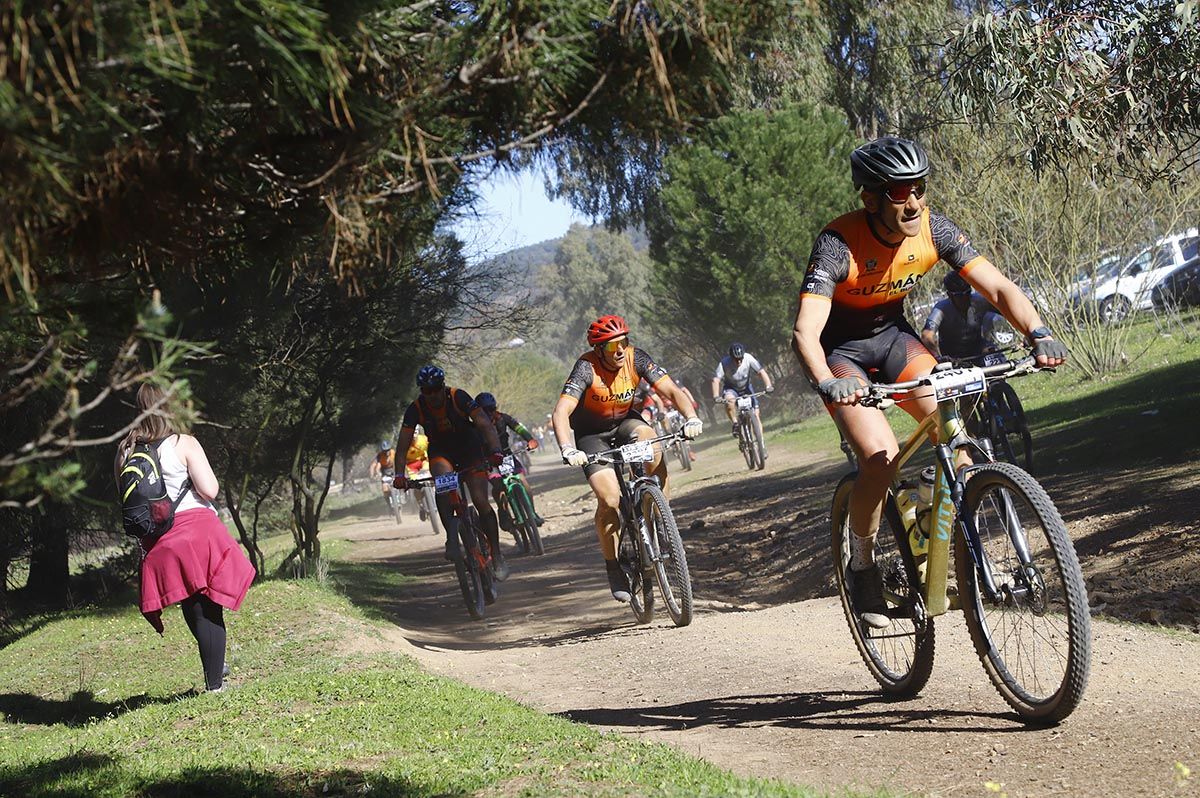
[140,508,256,631]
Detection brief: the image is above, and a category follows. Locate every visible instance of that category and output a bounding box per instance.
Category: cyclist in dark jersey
[391,365,508,577]
[922,272,1009,361]
[791,136,1067,628]
[551,314,702,602]
[474,392,545,538]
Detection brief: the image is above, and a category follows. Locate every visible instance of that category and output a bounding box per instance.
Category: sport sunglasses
[599,337,628,353]
[883,177,927,204]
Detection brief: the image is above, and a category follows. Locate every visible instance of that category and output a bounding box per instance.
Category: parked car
[1070,229,1200,322]
[1028,252,1122,312]
[1151,252,1200,310]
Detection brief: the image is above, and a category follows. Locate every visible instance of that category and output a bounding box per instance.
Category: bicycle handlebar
[575,430,687,467]
[860,355,1041,409]
[713,389,770,405]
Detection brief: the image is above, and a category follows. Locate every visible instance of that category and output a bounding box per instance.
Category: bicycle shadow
[558,690,1021,735]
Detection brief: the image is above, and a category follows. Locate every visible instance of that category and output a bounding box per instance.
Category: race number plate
[982,352,1008,367]
[736,396,754,410]
[619,440,655,463]
[498,456,515,476]
[433,472,460,494]
[928,367,986,401]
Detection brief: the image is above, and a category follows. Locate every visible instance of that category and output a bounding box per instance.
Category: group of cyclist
[376,135,1067,626]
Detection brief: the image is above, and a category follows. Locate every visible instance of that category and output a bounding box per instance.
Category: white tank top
[156,435,216,515]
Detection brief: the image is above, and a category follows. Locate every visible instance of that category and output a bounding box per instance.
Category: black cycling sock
[180,593,227,691]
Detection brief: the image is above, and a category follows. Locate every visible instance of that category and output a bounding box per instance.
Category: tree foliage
[946,1,1200,176]
[645,104,859,372]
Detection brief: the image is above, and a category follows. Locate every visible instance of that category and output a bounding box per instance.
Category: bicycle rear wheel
[621,525,654,624]
[512,484,544,556]
[676,437,693,471]
[642,485,692,627]
[955,462,1090,724]
[831,473,935,695]
[989,382,1034,471]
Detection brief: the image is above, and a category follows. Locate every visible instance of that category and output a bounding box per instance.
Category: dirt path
[330,436,1200,798]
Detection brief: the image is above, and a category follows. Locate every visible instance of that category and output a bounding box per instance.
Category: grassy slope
[768,317,1200,471]
[0,578,841,798]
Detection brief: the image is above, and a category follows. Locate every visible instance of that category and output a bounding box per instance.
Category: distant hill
[479,224,648,300]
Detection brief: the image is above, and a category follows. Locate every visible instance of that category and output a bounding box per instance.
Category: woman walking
[116,384,255,692]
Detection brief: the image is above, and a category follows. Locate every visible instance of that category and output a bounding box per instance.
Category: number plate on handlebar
[928,367,986,401]
[497,455,515,476]
[982,352,1008,368]
[433,472,460,494]
[618,440,655,463]
[736,396,754,410]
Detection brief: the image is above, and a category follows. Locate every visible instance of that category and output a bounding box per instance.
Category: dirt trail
[332,436,1200,798]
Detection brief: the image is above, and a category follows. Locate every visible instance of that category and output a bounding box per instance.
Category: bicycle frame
[878,359,1039,616]
[409,469,491,570]
[490,454,532,527]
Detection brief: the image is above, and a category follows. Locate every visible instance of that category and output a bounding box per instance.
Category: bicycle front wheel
[642,485,693,627]
[620,524,654,624]
[512,484,544,556]
[751,412,766,471]
[451,517,485,620]
[990,382,1034,471]
[955,462,1090,724]
[676,437,693,471]
[831,473,935,695]
[739,418,756,470]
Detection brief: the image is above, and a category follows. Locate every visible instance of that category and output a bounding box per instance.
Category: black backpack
[118,439,192,543]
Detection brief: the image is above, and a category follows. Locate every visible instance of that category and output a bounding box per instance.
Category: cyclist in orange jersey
[791,136,1067,628]
[551,315,702,602]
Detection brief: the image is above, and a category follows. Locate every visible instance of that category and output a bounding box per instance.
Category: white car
[1071,229,1200,322]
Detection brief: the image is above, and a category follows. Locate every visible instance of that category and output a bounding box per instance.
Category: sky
[451,168,590,259]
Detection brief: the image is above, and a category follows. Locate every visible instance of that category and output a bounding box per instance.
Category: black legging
[180,593,226,691]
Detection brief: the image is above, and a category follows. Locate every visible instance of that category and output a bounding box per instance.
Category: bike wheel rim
[968,483,1077,705]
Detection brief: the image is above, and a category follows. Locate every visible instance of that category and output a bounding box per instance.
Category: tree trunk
[224,468,266,576]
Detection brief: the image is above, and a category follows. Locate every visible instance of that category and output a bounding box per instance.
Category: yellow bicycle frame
[888,401,970,617]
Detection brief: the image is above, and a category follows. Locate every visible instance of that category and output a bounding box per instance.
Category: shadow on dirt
[558,690,1021,734]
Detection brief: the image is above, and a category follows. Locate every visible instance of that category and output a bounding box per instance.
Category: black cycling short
[428,434,487,473]
[575,415,651,478]
[825,320,937,392]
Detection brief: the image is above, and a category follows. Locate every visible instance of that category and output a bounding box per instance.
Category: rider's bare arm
[960,260,1065,367]
[655,377,698,420]
[551,394,578,450]
[919,327,942,360]
[470,407,503,453]
[792,295,836,385]
[394,426,415,465]
[755,367,774,391]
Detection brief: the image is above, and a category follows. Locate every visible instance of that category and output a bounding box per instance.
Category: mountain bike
[407,468,498,620]
[581,431,693,627]
[381,473,405,524]
[490,452,543,556]
[663,409,694,472]
[830,355,1090,724]
[405,465,442,537]
[954,351,1034,470]
[719,391,768,471]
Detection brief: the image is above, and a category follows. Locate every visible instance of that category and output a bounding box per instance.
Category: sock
[849,533,876,571]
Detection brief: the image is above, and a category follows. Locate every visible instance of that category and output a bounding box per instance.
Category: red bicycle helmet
[586,314,630,345]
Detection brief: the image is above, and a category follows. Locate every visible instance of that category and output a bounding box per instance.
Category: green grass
[766,316,1200,471]
[0,578,843,798]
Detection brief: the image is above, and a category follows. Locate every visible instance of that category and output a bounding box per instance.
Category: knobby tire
[642,484,693,627]
[830,473,936,695]
[955,462,1090,724]
[512,483,544,556]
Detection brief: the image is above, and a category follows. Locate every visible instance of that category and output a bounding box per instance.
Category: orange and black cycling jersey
[561,346,669,434]
[400,387,478,445]
[376,449,396,471]
[800,208,984,348]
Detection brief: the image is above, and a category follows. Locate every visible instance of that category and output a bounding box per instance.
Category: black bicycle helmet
[850,136,930,190]
[729,342,746,359]
[416,365,445,388]
[943,271,971,296]
[476,392,498,412]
